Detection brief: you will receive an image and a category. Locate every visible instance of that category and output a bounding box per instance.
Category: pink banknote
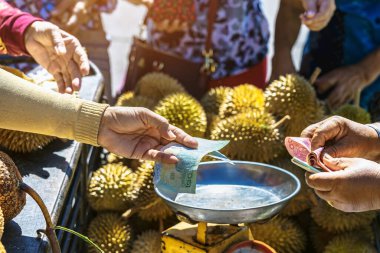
[285,137,331,172]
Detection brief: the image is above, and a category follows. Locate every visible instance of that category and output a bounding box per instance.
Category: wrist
[365,124,380,161]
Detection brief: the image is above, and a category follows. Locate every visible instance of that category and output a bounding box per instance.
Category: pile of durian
[85,71,377,253]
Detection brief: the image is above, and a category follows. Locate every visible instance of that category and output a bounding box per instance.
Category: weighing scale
[155,161,301,253]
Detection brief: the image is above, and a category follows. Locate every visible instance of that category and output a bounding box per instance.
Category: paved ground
[101,0,308,97]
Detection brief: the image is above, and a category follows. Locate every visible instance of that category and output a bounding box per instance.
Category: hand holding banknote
[154,138,230,194]
[301,116,380,161]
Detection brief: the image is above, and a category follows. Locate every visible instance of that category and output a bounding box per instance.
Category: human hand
[306,157,380,212]
[300,0,335,31]
[98,107,198,163]
[315,64,369,109]
[24,21,89,94]
[301,116,380,161]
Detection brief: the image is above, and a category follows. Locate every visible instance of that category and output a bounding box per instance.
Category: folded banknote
[154,138,230,194]
[285,137,331,172]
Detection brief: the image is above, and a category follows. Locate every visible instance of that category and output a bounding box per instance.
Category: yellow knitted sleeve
[0,68,109,146]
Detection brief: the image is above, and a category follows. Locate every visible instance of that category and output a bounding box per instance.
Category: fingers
[327,84,354,110]
[51,0,76,16]
[301,0,317,17]
[322,155,350,171]
[314,70,339,94]
[50,27,67,55]
[68,60,82,91]
[142,109,198,148]
[72,41,90,76]
[142,149,179,164]
[169,126,198,148]
[309,117,345,151]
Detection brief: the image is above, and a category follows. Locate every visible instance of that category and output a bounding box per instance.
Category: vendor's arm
[271,0,335,81]
[301,116,380,161]
[0,0,42,55]
[0,69,197,163]
[315,48,380,109]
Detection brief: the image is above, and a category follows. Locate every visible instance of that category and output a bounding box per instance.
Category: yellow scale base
[161,222,251,253]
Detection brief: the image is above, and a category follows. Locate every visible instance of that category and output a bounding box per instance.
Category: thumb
[50,28,67,55]
[302,0,317,18]
[322,142,351,159]
[306,172,337,191]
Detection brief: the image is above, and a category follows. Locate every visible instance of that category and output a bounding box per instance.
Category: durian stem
[19,182,61,253]
[272,115,291,129]
[309,67,322,85]
[354,88,362,107]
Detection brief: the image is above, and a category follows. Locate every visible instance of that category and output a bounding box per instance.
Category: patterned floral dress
[147,0,270,80]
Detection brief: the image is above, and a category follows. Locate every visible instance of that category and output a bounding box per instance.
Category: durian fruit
[323,233,376,253]
[201,86,233,115]
[131,230,161,253]
[205,113,221,138]
[0,152,26,222]
[333,104,371,124]
[210,110,284,162]
[309,222,335,253]
[154,93,207,137]
[138,198,173,222]
[87,163,136,212]
[273,157,311,216]
[265,74,325,136]
[249,217,306,253]
[87,213,132,253]
[116,91,156,110]
[0,65,33,82]
[311,200,376,233]
[219,84,265,118]
[130,161,156,208]
[135,72,186,103]
[0,242,5,253]
[0,129,55,153]
[0,207,3,238]
[106,153,142,171]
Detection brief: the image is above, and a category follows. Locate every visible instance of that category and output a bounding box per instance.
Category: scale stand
[161,221,276,253]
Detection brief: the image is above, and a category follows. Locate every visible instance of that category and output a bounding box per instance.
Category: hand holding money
[154,138,230,194]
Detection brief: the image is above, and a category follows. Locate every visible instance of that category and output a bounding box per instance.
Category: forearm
[358,48,380,86]
[272,0,303,74]
[0,69,108,146]
[0,0,42,55]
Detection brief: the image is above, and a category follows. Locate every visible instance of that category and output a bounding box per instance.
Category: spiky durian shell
[210,110,283,162]
[310,221,375,253]
[0,207,3,239]
[106,153,142,171]
[201,86,233,115]
[205,113,221,138]
[130,161,157,208]
[219,84,265,118]
[0,242,5,253]
[273,157,311,216]
[333,104,371,124]
[249,217,306,253]
[311,200,376,233]
[116,91,134,106]
[154,93,207,137]
[87,163,136,212]
[131,230,161,253]
[0,129,55,153]
[116,92,156,110]
[138,198,173,222]
[323,233,376,253]
[265,74,325,136]
[135,72,186,103]
[0,152,25,222]
[87,213,132,253]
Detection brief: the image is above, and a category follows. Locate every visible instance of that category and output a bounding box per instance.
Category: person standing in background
[6,0,117,101]
[272,0,380,110]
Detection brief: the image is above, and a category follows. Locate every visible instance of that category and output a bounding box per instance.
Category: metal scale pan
[155,161,301,224]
